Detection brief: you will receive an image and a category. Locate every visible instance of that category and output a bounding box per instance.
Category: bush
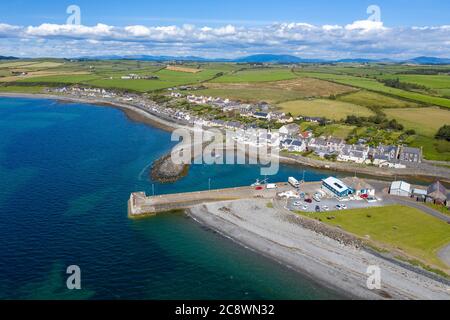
[435,125,450,141]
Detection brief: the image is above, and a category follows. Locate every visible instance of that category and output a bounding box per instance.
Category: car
[336,205,343,210]
[302,205,309,211]
[322,206,330,211]
[342,205,348,210]
[305,198,313,204]
[293,201,302,207]
[313,195,321,202]
[315,205,321,212]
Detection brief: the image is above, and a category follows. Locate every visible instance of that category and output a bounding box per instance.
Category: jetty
[128,183,295,216]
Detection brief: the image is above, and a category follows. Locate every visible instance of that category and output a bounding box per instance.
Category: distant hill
[0,56,18,61]
[404,56,450,65]
[234,54,325,64]
[74,54,450,65]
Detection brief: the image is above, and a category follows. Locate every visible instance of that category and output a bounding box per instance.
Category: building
[341,177,376,197]
[412,188,428,199]
[427,181,448,204]
[337,145,369,164]
[398,146,422,164]
[322,177,352,198]
[389,181,411,197]
[288,139,306,153]
[279,124,300,138]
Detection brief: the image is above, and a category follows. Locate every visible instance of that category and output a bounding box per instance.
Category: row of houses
[278,123,422,167]
[121,74,159,80]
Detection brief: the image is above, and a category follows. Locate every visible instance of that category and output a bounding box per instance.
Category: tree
[436,125,450,141]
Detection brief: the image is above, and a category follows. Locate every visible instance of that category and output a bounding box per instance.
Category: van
[288,177,300,188]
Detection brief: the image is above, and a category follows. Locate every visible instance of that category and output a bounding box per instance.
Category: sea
[0,97,345,299]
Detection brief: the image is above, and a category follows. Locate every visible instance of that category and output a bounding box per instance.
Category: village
[51,86,425,171]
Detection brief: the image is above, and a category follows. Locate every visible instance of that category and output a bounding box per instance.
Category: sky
[1,0,449,59]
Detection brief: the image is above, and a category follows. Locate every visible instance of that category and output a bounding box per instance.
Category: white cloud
[0,19,448,59]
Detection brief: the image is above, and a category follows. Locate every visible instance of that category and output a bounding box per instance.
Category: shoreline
[188,199,450,300]
[1,92,449,183]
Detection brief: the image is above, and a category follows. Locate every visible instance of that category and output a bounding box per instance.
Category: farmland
[212,67,297,83]
[191,77,356,103]
[384,107,450,137]
[337,90,420,109]
[279,99,374,120]
[298,205,450,271]
[1,59,449,161]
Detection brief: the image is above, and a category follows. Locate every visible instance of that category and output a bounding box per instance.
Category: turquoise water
[0,97,344,300]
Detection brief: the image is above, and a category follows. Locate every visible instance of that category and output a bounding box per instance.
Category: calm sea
[0,97,344,300]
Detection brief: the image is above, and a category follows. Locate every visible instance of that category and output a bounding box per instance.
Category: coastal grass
[337,90,420,109]
[278,99,374,120]
[0,85,46,94]
[383,107,450,137]
[298,205,450,270]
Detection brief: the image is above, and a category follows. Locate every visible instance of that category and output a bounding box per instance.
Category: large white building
[389,181,411,197]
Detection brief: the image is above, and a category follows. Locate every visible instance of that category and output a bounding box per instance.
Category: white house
[279,124,300,138]
[389,181,411,197]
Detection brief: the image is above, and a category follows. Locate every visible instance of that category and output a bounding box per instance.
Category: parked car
[313,194,321,202]
[342,205,348,210]
[336,205,343,210]
[315,205,321,212]
[302,205,309,211]
[322,206,330,212]
[305,198,313,204]
[293,201,302,207]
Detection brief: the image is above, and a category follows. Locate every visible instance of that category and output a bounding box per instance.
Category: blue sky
[1,0,449,58]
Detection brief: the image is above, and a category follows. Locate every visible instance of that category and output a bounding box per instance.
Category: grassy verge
[296,205,450,272]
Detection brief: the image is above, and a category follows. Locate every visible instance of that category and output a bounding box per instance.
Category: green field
[298,205,450,270]
[384,107,450,137]
[279,99,374,120]
[212,68,297,83]
[338,90,420,109]
[190,77,355,103]
[409,135,450,161]
[379,74,450,89]
[297,71,450,109]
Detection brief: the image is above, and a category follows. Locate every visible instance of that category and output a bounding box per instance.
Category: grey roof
[428,181,448,197]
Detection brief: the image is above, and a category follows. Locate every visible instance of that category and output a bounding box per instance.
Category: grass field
[379,74,450,89]
[338,90,420,109]
[212,68,297,83]
[384,107,450,137]
[166,65,201,73]
[278,99,374,120]
[0,85,46,94]
[297,71,450,109]
[409,135,450,161]
[192,78,356,103]
[298,205,450,270]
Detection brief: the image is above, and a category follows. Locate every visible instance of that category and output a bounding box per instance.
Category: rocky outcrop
[151,154,189,183]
